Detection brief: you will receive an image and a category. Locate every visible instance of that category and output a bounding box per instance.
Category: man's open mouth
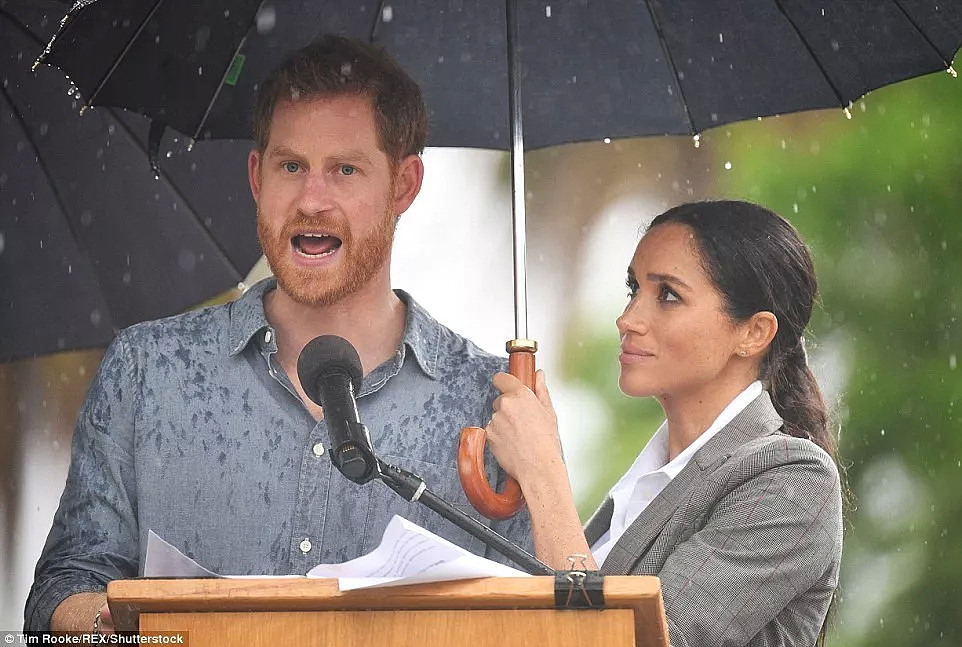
[292,233,343,258]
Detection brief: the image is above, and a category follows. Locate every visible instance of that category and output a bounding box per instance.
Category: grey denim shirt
[25,279,532,629]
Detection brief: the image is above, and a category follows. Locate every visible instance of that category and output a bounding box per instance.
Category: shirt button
[312,442,325,457]
[299,538,312,553]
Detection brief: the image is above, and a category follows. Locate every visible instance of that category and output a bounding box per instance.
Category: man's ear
[248,149,262,202]
[391,154,425,215]
[737,311,778,358]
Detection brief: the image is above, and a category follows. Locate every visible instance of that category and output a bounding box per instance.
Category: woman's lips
[619,346,655,364]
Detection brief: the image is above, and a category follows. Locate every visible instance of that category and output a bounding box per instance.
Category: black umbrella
[33,0,962,345]
[0,3,261,362]
[31,0,962,516]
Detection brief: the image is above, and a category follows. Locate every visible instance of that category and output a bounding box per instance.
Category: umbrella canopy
[37,1,961,150]
[0,3,261,362]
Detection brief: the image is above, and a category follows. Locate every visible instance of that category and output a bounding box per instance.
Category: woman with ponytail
[487,201,843,647]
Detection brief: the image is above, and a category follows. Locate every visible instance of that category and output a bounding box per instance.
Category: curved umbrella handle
[458,341,536,519]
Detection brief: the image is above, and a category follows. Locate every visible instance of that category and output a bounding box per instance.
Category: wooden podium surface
[109,576,669,647]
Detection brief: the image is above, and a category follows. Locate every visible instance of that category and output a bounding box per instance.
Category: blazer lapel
[583,496,614,546]
[596,391,783,575]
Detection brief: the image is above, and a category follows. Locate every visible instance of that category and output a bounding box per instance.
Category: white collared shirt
[590,381,763,565]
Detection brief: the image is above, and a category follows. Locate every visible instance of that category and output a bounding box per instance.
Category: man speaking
[25,36,531,632]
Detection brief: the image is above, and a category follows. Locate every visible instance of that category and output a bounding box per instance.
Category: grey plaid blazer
[584,391,842,647]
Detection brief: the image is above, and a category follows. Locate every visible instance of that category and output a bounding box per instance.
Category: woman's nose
[617,296,649,335]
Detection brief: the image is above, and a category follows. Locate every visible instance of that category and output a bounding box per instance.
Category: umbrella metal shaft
[506,0,528,341]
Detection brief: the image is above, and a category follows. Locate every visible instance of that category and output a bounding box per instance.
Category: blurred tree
[716,69,962,647]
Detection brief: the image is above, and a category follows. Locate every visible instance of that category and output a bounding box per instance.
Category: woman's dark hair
[649,200,840,646]
[648,200,834,461]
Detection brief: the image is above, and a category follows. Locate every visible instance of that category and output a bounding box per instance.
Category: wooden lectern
[109,576,670,647]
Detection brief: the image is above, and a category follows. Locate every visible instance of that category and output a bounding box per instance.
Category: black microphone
[296,335,377,483]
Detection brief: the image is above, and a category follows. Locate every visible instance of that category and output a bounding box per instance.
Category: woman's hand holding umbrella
[486,370,598,571]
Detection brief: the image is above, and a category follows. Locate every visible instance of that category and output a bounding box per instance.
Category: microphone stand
[374,459,553,576]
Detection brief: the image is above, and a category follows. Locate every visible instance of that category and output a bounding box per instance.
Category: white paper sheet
[307,515,530,590]
[143,531,301,579]
[144,515,530,590]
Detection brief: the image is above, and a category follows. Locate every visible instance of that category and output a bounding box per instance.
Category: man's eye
[283,161,300,173]
[340,165,356,176]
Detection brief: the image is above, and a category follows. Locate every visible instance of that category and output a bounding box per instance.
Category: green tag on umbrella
[224,53,246,86]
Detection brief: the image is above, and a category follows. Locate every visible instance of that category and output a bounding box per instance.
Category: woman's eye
[283,161,300,173]
[625,278,638,299]
[658,284,680,302]
[339,165,357,176]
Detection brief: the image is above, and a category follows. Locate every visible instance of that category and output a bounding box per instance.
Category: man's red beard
[257,207,396,307]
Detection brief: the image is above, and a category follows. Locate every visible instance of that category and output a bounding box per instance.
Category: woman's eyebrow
[646,272,692,291]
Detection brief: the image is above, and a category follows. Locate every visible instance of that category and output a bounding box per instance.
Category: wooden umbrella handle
[458,342,536,519]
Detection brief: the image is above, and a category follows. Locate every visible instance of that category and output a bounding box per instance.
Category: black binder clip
[554,554,605,609]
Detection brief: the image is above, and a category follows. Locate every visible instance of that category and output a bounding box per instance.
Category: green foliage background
[561,69,962,646]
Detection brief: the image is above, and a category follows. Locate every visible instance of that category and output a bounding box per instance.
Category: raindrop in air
[256,6,277,33]
[724,161,732,170]
[951,354,957,370]
[831,39,840,52]
[546,5,552,17]
[90,309,102,326]
[0,232,5,256]
[178,249,197,272]
[122,271,132,285]
[166,151,172,158]
[382,5,393,22]
[603,137,611,144]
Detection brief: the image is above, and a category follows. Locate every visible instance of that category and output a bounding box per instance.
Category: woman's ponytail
[768,339,835,461]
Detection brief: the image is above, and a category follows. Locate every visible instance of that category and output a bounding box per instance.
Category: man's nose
[296,173,337,212]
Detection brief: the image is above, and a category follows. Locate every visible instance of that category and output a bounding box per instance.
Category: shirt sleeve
[24,332,141,630]
[657,449,843,647]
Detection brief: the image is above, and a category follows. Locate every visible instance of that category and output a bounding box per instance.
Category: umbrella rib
[190,0,265,144]
[890,0,956,65]
[642,2,696,134]
[770,0,848,107]
[80,0,166,111]
[0,83,87,259]
[369,0,389,42]
[0,81,117,333]
[106,109,245,282]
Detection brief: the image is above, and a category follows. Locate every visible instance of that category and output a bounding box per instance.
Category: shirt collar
[663,380,763,478]
[611,380,764,488]
[227,278,275,356]
[226,279,440,380]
